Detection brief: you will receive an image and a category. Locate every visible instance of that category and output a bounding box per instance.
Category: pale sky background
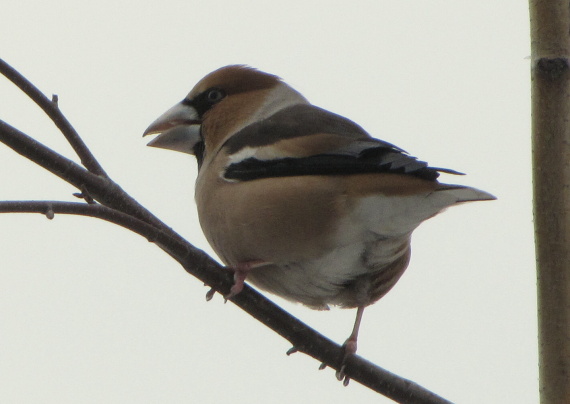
[1,1,533,403]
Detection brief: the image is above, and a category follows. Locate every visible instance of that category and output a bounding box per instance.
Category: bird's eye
[206,88,225,104]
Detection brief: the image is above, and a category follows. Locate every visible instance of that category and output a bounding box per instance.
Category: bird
[143,65,495,383]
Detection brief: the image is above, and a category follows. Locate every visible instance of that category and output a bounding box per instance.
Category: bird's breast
[196,172,349,264]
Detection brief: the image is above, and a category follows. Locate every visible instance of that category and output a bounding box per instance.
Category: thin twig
[0,120,180,235]
[0,200,164,240]
[0,58,108,177]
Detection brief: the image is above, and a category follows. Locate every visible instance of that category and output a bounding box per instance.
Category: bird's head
[143,65,308,167]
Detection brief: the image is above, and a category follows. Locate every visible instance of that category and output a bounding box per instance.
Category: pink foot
[336,337,358,386]
[343,337,358,357]
[336,306,365,386]
[224,259,266,301]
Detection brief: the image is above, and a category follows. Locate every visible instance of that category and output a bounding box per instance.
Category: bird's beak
[143,102,202,155]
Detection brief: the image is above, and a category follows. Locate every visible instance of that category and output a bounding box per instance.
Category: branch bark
[0,58,453,403]
[529,1,570,403]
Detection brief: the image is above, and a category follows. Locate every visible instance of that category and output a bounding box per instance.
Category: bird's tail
[437,184,496,203]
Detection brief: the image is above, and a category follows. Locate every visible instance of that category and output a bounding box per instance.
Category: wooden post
[530,1,570,402]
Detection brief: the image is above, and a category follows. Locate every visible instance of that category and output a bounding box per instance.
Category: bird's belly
[246,234,411,309]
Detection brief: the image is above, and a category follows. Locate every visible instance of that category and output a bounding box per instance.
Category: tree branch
[0,62,453,403]
[0,199,452,403]
[0,58,107,177]
[0,200,167,240]
[0,119,185,241]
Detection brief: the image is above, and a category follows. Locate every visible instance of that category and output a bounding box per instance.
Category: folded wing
[222,104,463,182]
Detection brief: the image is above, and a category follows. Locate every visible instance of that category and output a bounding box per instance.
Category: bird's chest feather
[195,173,350,265]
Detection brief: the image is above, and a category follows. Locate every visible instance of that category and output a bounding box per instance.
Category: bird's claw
[335,338,357,386]
[336,364,351,386]
[223,280,245,302]
[223,260,266,301]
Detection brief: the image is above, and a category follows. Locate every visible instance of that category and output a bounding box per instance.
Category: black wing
[222,104,462,182]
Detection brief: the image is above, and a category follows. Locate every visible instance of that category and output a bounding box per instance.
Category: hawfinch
[143,65,495,377]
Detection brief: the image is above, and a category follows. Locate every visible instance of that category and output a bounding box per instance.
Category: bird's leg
[224,259,266,301]
[336,305,365,385]
[344,305,364,356]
